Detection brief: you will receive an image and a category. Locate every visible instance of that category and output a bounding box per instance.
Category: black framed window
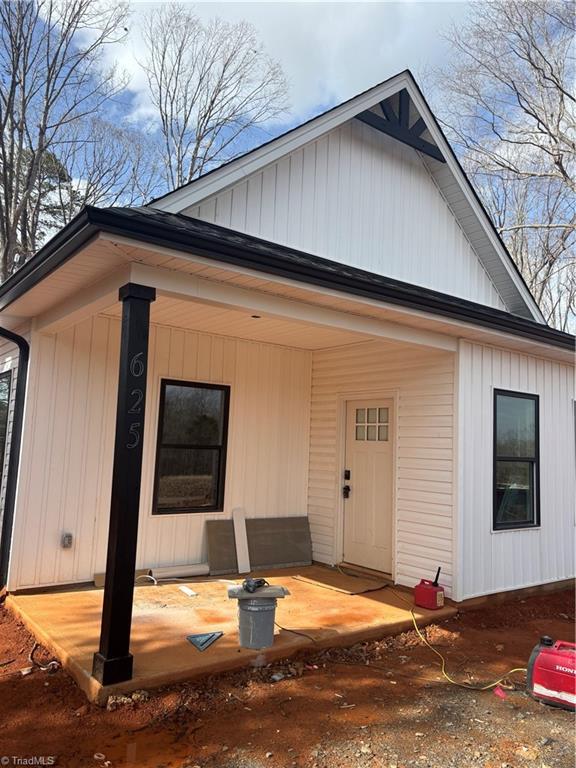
[153,380,230,514]
[493,389,539,530]
[0,371,10,487]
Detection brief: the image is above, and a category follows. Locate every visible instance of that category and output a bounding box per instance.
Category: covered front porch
[5,229,460,692]
[7,565,457,704]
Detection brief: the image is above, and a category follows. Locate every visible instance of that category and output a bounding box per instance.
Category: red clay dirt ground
[1,588,574,768]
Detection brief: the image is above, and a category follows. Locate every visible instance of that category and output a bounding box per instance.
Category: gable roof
[149,70,544,323]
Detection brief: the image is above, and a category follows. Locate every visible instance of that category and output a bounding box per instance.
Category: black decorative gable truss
[356,88,445,163]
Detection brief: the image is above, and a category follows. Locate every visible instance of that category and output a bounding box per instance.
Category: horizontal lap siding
[458,341,576,600]
[185,120,506,310]
[308,341,455,594]
[9,319,311,589]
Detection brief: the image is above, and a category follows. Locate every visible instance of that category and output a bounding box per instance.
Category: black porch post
[92,283,156,686]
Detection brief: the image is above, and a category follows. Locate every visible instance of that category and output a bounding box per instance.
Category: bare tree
[433,0,575,330]
[19,119,162,251]
[49,119,162,227]
[0,0,129,280]
[140,4,288,189]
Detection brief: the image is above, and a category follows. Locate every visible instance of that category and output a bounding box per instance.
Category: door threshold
[339,562,393,583]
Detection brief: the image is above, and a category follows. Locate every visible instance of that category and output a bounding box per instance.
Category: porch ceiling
[102,294,372,350]
[18,235,457,353]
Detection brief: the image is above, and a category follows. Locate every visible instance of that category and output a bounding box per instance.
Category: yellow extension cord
[335,567,527,691]
[407,606,527,691]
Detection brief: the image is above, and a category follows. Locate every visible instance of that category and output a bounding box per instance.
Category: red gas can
[414,567,445,610]
[527,636,576,711]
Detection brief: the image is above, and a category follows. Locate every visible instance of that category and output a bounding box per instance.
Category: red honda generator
[527,636,576,711]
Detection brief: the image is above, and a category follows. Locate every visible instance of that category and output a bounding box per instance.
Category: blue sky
[107,1,471,137]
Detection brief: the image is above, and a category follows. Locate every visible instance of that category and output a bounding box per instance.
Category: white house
[0,70,573,686]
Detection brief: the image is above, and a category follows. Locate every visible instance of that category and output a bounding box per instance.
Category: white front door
[343,399,393,573]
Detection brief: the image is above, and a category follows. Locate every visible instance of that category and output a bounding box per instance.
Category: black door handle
[343,484,351,499]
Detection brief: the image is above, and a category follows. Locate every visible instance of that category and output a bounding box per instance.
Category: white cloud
[107,0,470,129]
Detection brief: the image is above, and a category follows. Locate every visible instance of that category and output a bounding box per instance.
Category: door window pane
[154,381,230,514]
[355,405,390,441]
[495,461,533,527]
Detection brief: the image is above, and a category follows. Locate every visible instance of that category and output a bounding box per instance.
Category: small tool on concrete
[179,585,197,597]
[186,632,223,651]
[242,577,269,593]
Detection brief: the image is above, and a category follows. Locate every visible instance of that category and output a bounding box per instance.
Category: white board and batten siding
[8,317,312,590]
[8,316,573,598]
[308,340,456,596]
[457,340,576,601]
[184,120,506,311]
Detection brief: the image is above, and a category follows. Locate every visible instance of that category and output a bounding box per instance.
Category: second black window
[493,389,539,530]
[153,380,230,514]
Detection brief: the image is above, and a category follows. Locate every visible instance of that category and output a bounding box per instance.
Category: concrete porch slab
[7,566,456,704]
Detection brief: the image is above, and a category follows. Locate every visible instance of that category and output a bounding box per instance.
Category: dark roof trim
[0,212,99,310]
[0,205,573,352]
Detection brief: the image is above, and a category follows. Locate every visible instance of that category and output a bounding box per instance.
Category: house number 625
[126,352,145,449]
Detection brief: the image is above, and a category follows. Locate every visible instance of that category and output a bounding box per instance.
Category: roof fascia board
[149,73,410,213]
[0,211,98,313]
[405,80,544,323]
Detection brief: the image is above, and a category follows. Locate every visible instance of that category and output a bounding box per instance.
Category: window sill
[491,525,541,534]
[152,508,225,517]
